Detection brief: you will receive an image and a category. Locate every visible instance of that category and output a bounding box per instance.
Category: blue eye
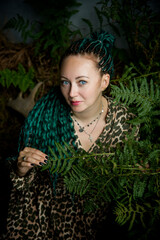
[79,80,87,85]
[61,80,69,86]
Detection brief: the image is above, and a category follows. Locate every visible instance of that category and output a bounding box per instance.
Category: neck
[72,96,105,124]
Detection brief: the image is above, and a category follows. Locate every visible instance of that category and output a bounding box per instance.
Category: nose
[69,84,78,98]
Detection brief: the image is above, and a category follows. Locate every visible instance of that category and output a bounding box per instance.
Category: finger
[18,155,41,168]
[24,155,46,166]
[17,159,34,168]
[21,153,48,166]
[23,147,47,158]
[19,147,48,167]
[18,152,26,162]
[22,156,26,161]
[21,148,46,160]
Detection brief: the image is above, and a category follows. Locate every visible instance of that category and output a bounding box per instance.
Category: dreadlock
[61,30,115,77]
[18,87,77,163]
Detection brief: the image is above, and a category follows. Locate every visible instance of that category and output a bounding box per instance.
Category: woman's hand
[17,147,48,177]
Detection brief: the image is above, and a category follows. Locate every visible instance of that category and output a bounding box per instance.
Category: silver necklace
[73,104,104,143]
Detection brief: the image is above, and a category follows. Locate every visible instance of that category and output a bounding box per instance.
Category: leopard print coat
[3,98,138,240]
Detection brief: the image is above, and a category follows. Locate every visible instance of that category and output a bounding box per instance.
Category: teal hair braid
[17,87,78,191]
[61,30,115,77]
[18,86,77,159]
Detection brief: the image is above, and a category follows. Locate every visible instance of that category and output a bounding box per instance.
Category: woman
[3,31,137,239]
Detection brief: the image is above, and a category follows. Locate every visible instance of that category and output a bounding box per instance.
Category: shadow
[0,160,11,237]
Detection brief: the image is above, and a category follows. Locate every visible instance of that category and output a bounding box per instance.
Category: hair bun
[91,30,115,49]
[61,29,115,77]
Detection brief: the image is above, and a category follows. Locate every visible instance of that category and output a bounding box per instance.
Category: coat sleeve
[6,157,39,192]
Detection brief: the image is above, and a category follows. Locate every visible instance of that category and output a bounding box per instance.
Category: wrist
[16,168,26,177]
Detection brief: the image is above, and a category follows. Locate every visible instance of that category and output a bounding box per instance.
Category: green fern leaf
[82,18,93,33]
[111,78,160,118]
[133,176,148,199]
[83,199,99,213]
[114,201,131,226]
[63,142,77,156]
[94,6,103,29]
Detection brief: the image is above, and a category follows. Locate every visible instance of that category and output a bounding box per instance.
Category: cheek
[95,80,103,92]
[60,87,67,99]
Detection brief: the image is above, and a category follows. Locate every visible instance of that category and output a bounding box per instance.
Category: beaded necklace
[73,104,104,143]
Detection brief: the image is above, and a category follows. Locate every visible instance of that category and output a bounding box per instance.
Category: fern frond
[45,142,80,175]
[0,64,35,91]
[64,165,90,197]
[114,201,132,226]
[111,78,160,117]
[114,196,148,230]
[3,14,35,42]
[113,65,137,83]
[83,199,99,213]
[63,141,77,156]
[81,18,93,33]
[41,100,160,230]
[133,175,148,199]
[94,6,103,29]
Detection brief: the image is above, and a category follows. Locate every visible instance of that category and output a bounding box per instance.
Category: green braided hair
[60,30,115,77]
[18,86,77,160]
[16,86,77,191]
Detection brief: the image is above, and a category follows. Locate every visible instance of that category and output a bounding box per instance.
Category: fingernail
[44,160,48,164]
[45,156,49,160]
[39,162,44,166]
[31,163,35,166]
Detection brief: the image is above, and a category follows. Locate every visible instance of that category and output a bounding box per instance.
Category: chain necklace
[73,104,104,143]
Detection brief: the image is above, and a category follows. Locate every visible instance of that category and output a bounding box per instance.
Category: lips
[70,101,81,106]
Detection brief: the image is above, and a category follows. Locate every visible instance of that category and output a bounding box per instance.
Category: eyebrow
[60,76,89,80]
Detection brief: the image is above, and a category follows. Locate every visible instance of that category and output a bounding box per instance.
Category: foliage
[41,76,160,232]
[111,77,159,117]
[111,63,160,143]
[82,0,160,74]
[3,0,82,63]
[3,14,34,43]
[98,0,160,71]
[0,64,35,92]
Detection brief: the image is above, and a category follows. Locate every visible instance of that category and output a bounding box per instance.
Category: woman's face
[60,54,109,114]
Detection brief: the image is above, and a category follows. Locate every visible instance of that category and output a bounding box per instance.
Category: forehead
[61,54,98,70]
[60,55,102,81]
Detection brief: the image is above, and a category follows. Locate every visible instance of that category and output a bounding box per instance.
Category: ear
[101,74,110,91]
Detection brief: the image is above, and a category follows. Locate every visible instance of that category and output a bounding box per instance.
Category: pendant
[89,135,93,142]
[79,127,84,132]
